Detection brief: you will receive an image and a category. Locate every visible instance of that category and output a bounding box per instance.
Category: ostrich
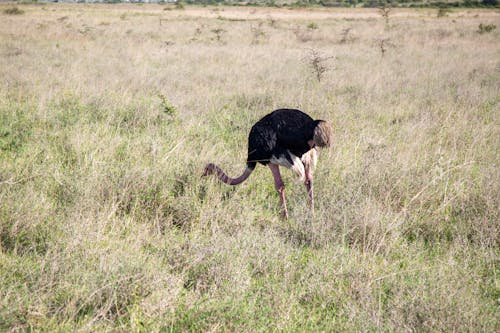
[202,109,333,219]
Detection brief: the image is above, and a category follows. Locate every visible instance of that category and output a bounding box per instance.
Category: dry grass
[0,3,499,331]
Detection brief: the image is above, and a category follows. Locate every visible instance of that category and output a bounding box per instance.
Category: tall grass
[0,4,498,331]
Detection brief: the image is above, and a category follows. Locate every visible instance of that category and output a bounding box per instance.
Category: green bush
[3,7,24,15]
[307,22,319,30]
[478,23,496,33]
[158,94,178,118]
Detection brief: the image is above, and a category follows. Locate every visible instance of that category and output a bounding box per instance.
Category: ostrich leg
[305,169,314,214]
[269,163,288,219]
[302,148,317,214]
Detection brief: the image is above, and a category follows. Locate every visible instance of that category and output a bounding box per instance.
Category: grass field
[1,3,499,331]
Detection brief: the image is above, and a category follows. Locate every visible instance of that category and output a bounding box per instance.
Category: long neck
[203,163,253,185]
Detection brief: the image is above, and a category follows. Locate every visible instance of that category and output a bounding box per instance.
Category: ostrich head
[313,120,333,148]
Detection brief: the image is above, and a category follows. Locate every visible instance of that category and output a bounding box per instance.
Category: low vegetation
[179,0,499,8]
[2,6,24,15]
[478,22,497,33]
[0,3,498,332]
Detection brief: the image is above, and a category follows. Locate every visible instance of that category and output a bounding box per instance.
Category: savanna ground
[0,2,499,331]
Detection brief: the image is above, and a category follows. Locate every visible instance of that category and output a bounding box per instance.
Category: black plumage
[247,109,319,169]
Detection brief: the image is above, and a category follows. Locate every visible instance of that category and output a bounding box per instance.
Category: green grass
[0,3,499,332]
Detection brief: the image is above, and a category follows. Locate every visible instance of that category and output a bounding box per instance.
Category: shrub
[211,28,226,42]
[437,7,451,17]
[307,22,319,30]
[340,27,352,43]
[3,7,24,15]
[158,94,178,118]
[251,23,267,45]
[306,48,334,82]
[478,23,496,34]
[175,1,185,9]
[374,37,394,57]
[294,27,313,43]
[378,6,391,25]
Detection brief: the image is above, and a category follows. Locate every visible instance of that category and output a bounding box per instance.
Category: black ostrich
[202,109,333,219]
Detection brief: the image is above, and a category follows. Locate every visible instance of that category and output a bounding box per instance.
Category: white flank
[290,154,306,182]
[301,148,318,171]
[270,151,305,181]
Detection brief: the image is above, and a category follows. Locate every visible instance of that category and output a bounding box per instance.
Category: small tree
[378,5,391,26]
[375,38,394,57]
[306,49,334,82]
[267,15,277,28]
[175,1,185,9]
[340,28,352,44]
[437,7,450,18]
[211,28,226,42]
[478,23,496,34]
[251,22,267,45]
[3,7,24,15]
